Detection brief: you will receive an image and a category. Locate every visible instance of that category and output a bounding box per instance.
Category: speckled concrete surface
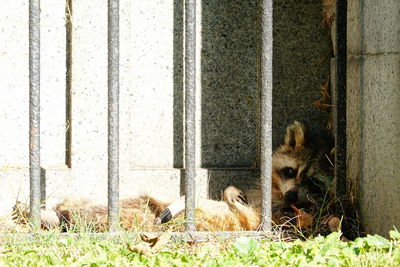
[348,0,400,55]
[0,1,67,167]
[272,0,332,149]
[200,0,332,167]
[200,0,258,168]
[0,1,67,215]
[0,0,333,215]
[348,55,400,236]
[347,0,400,236]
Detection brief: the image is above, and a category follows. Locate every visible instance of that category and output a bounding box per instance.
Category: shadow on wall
[272,0,332,147]
[201,0,259,169]
[173,0,332,194]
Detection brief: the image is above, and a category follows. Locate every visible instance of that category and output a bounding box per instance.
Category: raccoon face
[271,121,333,211]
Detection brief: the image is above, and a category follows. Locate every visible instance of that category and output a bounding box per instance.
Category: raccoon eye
[282,167,296,178]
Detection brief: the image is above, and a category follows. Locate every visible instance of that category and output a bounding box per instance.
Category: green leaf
[233,237,259,255]
[364,234,391,249]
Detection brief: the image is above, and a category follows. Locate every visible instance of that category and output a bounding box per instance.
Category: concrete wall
[0,0,68,214]
[0,0,331,215]
[347,0,400,236]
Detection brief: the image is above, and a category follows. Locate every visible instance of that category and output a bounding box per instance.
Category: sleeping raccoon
[39,121,334,232]
[50,185,258,232]
[154,121,334,229]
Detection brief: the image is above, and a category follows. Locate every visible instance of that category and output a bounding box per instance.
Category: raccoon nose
[284,190,298,203]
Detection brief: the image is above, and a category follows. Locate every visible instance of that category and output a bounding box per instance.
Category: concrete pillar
[347,0,400,236]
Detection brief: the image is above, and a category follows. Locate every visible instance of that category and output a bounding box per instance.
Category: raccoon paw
[223,186,249,206]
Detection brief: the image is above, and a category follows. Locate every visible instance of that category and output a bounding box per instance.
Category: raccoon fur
[48,186,257,232]
[39,121,334,232]
[155,121,334,229]
[270,121,334,213]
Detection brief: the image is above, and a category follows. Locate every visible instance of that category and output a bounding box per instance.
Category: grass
[1,230,400,266]
[0,190,387,266]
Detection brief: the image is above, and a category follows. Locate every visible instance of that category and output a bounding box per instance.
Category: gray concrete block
[200,0,333,167]
[348,0,400,55]
[347,54,400,236]
[200,0,258,167]
[272,0,333,149]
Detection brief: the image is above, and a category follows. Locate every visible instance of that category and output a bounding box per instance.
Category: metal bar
[259,0,273,232]
[108,0,120,232]
[65,0,73,168]
[184,0,197,232]
[29,0,41,229]
[335,0,347,212]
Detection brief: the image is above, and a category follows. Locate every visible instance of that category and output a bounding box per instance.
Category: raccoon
[46,186,256,232]
[39,121,333,232]
[270,121,334,213]
[153,185,261,231]
[154,121,334,230]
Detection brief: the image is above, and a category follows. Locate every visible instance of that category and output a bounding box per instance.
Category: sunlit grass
[0,231,399,266]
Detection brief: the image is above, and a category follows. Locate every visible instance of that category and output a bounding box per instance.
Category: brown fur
[53,196,170,232]
[39,121,333,232]
[51,189,259,232]
[271,121,334,211]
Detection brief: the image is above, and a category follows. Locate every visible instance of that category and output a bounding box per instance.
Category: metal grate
[28,0,275,235]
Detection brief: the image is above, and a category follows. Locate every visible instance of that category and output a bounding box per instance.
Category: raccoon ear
[284,121,306,149]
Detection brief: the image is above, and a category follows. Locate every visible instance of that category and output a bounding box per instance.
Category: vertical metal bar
[184,0,196,232]
[335,0,347,211]
[29,0,41,229]
[260,0,273,232]
[108,0,120,232]
[65,0,73,168]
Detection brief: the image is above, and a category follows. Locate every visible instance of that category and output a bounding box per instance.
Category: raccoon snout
[284,190,298,204]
